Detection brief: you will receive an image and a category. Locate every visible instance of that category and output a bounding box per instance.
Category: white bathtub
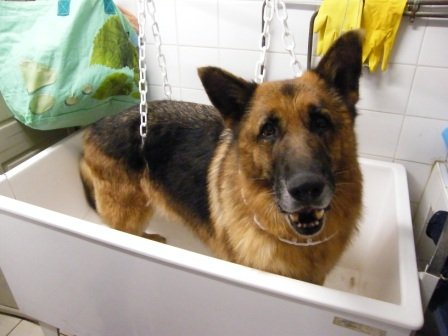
[0,132,422,336]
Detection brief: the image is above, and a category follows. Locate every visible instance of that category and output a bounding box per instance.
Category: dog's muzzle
[278,172,334,237]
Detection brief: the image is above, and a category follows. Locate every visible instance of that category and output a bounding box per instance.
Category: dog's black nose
[286,173,330,206]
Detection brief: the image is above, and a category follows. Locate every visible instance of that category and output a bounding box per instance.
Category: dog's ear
[314,30,363,117]
[198,67,257,125]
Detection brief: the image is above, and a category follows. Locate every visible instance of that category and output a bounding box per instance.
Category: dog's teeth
[289,213,300,222]
[315,209,325,220]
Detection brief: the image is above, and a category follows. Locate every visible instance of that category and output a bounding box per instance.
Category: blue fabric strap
[103,0,116,14]
[57,0,70,16]
[58,0,115,16]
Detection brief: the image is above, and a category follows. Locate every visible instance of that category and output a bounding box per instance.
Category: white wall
[116,0,448,215]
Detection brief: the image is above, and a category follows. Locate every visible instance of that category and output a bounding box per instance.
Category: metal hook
[409,0,421,22]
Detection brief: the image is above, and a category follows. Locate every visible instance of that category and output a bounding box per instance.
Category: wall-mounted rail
[282,0,448,18]
[404,0,448,20]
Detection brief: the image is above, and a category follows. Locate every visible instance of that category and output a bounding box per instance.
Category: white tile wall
[148,85,181,102]
[265,53,307,80]
[395,116,448,164]
[390,19,426,65]
[219,49,259,79]
[268,6,316,55]
[176,0,218,47]
[355,110,403,158]
[219,1,261,50]
[358,64,415,114]
[181,88,211,104]
[146,45,180,87]
[179,47,219,89]
[115,0,448,218]
[407,67,448,119]
[418,21,448,67]
[148,0,178,45]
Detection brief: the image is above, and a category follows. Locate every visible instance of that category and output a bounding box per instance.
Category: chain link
[137,0,172,145]
[137,0,148,143]
[276,0,303,78]
[146,0,172,100]
[255,0,303,83]
[254,0,274,84]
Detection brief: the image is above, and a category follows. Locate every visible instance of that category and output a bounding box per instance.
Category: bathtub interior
[1,131,407,306]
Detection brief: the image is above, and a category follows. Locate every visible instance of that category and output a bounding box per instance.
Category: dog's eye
[309,108,333,134]
[259,120,278,141]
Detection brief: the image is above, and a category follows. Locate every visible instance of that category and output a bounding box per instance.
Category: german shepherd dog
[80,31,363,285]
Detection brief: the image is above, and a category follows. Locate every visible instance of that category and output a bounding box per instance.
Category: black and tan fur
[80,31,363,284]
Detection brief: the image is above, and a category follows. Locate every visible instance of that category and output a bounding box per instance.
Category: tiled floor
[0,314,47,336]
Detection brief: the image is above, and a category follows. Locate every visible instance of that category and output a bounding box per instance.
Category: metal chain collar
[255,0,303,84]
[137,0,172,144]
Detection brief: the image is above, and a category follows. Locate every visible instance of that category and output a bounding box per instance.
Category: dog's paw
[142,233,167,244]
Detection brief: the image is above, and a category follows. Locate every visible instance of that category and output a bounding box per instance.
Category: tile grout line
[6,319,23,336]
[392,19,429,162]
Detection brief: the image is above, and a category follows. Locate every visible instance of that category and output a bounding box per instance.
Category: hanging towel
[313,0,363,56]
[362,0,407,71]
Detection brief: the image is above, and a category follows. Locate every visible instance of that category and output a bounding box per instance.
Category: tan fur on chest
[206,132,352,283]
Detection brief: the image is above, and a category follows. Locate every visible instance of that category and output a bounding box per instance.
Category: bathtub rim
[0,186,422,331]
[0,131,423,330]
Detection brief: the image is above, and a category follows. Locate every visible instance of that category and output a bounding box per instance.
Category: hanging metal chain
[255,0,275,84]
[276,0,303,78]
[145,0,172,100]
[255,0,303,83]
[137,0,172,144]
[137,0,148,143]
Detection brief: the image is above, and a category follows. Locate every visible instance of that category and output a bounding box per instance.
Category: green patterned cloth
[0,0,140,129]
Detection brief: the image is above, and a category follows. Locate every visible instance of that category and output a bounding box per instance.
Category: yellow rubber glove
[313,0,363,56]
[362,0,407,71]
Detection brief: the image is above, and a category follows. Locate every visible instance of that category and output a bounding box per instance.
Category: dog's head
[198,31,363,239]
